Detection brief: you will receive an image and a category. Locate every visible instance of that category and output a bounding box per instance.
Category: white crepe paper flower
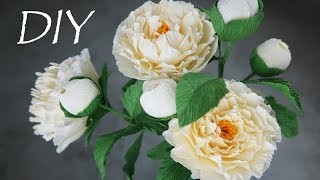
[250,38,292,77]
[163,80,281,180]
[217,0,259,24]
[113,0,218,80]
[140,79,177,118]
[29,49,99,153]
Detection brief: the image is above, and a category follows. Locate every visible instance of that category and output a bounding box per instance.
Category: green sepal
[250,49,284,77]
[208,0,264,41]
[122,81,144,119]
[84,106,109,147]
[156,157,191,180]
[93,126,141,179]
[176,73,228,127]
[266,96,298,138]
[147,141,172,160]
[122,133,144,180]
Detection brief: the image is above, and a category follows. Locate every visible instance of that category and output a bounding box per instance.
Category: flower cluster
[29,0,301,180]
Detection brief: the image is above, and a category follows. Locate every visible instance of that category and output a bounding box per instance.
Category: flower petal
[140,78,177,118]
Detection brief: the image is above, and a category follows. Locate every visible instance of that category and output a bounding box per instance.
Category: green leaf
[122,79,137,92]
[265,96,298,137]
[156,158,191,180]
[209,0,264,41]
[122,81,144,118]
[243,78,303,114]
[147,141,172,160]
[176,73,228,127]
[84,107,109,147]
[123,133,144,180]
[99,64,112,103]
[93,126,140,179]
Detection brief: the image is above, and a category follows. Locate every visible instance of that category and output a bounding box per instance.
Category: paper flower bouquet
[29,0,302,179]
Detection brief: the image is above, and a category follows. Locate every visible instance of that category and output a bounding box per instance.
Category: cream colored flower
[140,78,177,118]
[217,0,259,24]
[29,49,99,153]
[163,80,281,180]
[112,0,218,80]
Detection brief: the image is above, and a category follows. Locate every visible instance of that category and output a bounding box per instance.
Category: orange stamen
[218,120,237,141]
[153,21,171,38]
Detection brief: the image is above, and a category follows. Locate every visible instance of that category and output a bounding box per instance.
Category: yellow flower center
[153,21,171,38]
[218,120,237,141]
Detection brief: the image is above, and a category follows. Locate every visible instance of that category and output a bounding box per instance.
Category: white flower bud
[251,38,291,77]
[59,78,102,116]
[217,0,259,24]
[257,38,291,70]
[140,79,177,118]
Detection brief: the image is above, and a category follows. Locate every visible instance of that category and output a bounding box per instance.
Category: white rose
[217,0,259,24]
[140,79,177,118]
[163,80,281,180]
[29,49,99,153]
[113,0,218,80]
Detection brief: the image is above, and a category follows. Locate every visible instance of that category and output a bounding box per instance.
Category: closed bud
[250,38,291,77]
[140,79,177,118]
[209,0,264,41]
[59,78,103,117]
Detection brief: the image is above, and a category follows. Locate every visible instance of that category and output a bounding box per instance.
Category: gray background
[1,0,319,179]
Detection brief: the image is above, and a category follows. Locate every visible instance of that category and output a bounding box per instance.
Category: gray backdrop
[1,0,320,179]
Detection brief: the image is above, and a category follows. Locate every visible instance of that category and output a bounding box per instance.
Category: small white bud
[257,38,291,70]
[140,79,177,118]
[251,38,292,77]
[217,0,259,24]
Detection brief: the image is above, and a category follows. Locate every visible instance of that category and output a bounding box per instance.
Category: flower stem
[243,72,255,81]
[209,56,221,63]
[99,105,131,120]
[218,41,233,78]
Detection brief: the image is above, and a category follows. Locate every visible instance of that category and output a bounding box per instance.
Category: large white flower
[163,80,281,180]
[29,49,99,153]
[113,0,218,80]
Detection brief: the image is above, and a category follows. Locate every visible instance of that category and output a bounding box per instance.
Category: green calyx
[250,48,284,77]
[60,76,104,118]
[205,0,264,42]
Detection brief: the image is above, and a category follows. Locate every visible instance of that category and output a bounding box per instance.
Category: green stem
[99,105,131,120]
[218,40,223,77]
[209,56,221,63]
[113,125,141,139]
[243,72,255,81]
[218,42,233,78]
